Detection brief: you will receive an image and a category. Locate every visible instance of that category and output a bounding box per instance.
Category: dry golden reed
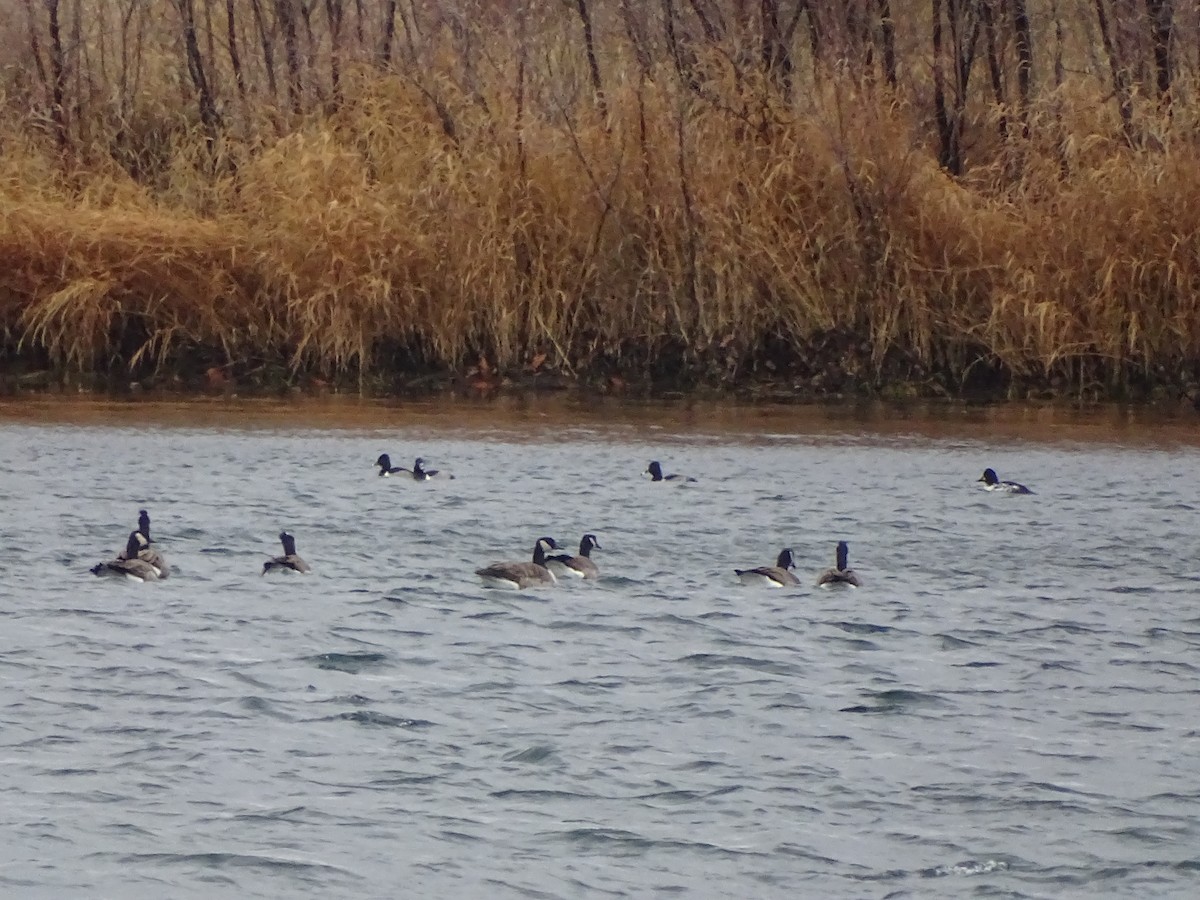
[0,2,1198,398]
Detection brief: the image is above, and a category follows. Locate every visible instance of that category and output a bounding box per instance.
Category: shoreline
[3,358,1198,410]
[3,377,1199,449]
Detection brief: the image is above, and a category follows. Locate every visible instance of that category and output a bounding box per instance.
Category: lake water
[2,397,1199,898]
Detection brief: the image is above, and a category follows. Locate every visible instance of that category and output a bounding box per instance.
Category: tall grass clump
[0,1,1198,399]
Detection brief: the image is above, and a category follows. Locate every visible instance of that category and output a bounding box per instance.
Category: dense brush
[0,4,1197,399]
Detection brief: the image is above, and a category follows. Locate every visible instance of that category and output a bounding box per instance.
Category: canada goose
[92,531,160,582]
[734,548,800,586]
[545,533,602,579]
[475,537,561,589]
[118,509,169,578]
[262,531,311,575]
[376,453,405,476]
[645,460,696,482]
[817,541,861,588]
[978,467,1033,494]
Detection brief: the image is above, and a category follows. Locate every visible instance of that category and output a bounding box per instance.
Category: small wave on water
[840,689,951,714]
[332,710,430,729]
[921,858,1011,878]
[306,651,390,673]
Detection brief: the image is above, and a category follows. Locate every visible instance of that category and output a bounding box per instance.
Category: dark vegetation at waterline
[1,1,1199,402]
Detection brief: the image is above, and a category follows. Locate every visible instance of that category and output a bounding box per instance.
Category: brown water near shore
[2,395,1199,448]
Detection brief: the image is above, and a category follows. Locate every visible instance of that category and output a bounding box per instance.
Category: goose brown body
[263,532,311,574]
[476,538,561,589]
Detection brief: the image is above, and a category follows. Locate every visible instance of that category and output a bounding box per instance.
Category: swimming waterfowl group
[129,509,170,578]
[92,509,170,581]
[92,530,161,582]
[89,456,1032,588]
[376,453,450,480]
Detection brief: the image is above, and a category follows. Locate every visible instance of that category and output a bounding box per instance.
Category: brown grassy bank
[1,2,1199,402]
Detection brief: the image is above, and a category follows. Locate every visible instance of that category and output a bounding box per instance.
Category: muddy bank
[3,328,1199,408]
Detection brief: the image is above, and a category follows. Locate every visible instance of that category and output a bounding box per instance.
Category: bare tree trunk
[324,0,345,106]
[931,0,956,172]
[397,0,419,66]
[1051,0,1070,175]
[116,0,143,120]
[574,0,609,120]
[619,0,652,74]
[226,0,247,101]
[46,0,71,157]
[1094,0,1137,145]
[275,0,303,113]
[70,0,85,144]
[662,0,690,85]
[877,0,897,86]
[203,0,219,98]
[298,2,317,90]
[950,0,982,106]
[799,0,822,82]
[1144,0,1174,106]
[250,0,278,99]
[1012,0,1034,136]
[619,0,653,190]
[380,0,398,65]
[686,0,722,42]
[176,0,223,142]
[21,0,49,94]
[515,1,527,184]
[981,0,1009,142]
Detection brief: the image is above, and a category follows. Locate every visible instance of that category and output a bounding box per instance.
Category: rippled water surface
[3,398,1200,898]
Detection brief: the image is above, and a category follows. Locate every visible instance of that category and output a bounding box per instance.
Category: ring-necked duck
[645,461,696,483]
[376,453,405,476]
[978,468,1033,494]
[411,458,442,481]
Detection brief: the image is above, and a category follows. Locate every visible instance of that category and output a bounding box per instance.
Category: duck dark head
[138,509,151,541]
[412,457,439,479]
[280,531,298,556]
[646,461,665,481]
[978,468,999,486]
[377,453,408,476]
[776,548,796,570]
[579,533,601,556]
[836,541,849,571]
